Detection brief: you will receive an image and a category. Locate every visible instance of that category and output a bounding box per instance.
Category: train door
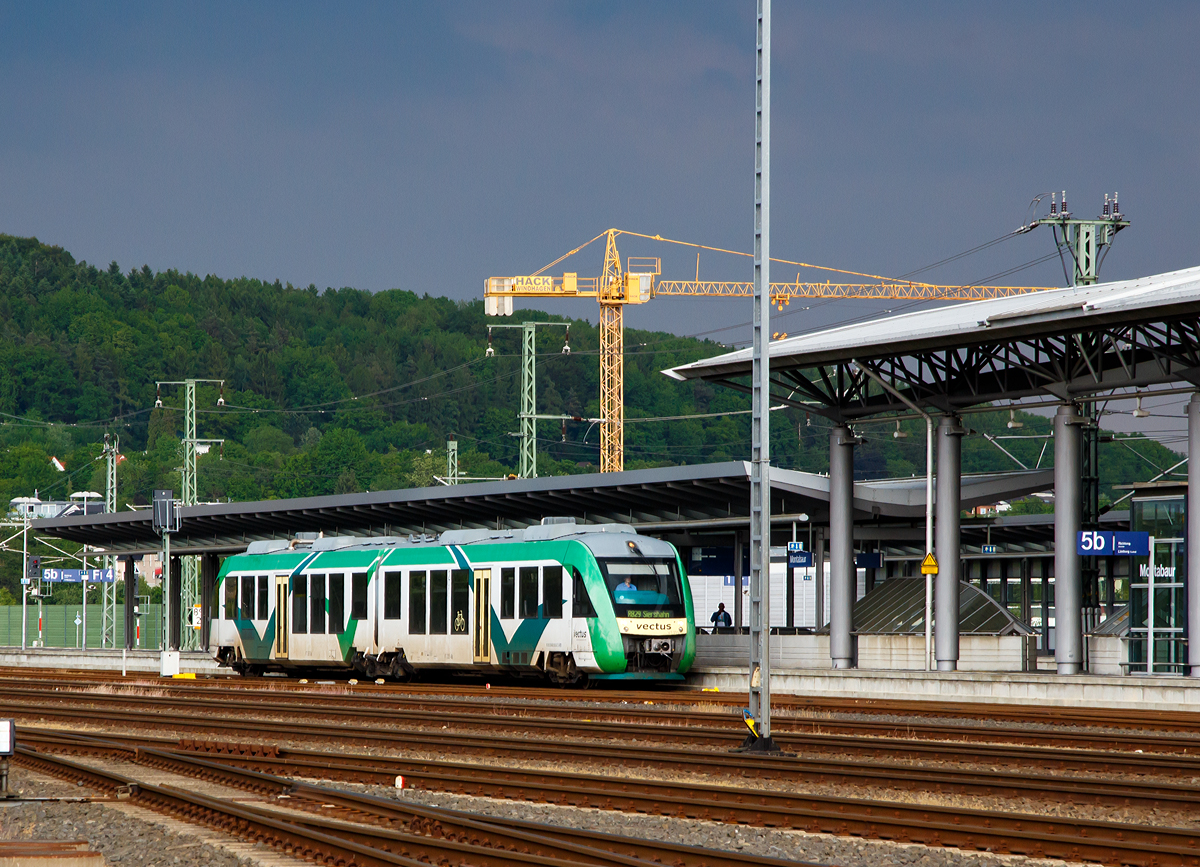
[274,574,289,659]
[473,568,491,663]
[447,568,473,666]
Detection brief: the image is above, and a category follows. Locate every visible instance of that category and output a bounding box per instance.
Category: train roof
[240,518,652,557]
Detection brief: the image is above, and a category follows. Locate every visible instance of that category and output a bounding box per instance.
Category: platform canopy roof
[664,265,1200,422]
[829,578,1035,636]
[32,460,1052,556]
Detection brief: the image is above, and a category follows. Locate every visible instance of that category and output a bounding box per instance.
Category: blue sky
[2,2,1197,351]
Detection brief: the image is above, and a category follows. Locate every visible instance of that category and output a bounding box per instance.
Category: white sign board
[0,718,14,755]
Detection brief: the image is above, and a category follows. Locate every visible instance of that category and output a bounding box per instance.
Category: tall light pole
[745,0,776,753]
[155,379,224,649]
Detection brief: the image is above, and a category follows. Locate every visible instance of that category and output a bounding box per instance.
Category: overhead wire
[897,230,1023,280]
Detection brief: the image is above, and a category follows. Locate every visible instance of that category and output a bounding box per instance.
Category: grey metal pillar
[1054,403,1085,674]
[733,533,744,631]
[829,425,856,668]
[935,414,964,671]
[1188,394,1200,676]
[169,556,182,652]
[746,0,773,742]
[786,561,795,629]
[813,529,825,629]
[123,558,136,651]
[200,553,219,653]
[1021,558,1031,625]
[1041,560,1051,651]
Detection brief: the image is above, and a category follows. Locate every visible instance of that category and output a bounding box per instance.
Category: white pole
[20,512,28,651]
[925,417,934,672]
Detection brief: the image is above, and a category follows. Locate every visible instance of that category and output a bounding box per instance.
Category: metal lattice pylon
[180,381,200,650]
[101,434,119,648]
[156,378,223,650]
[520,323,537,478]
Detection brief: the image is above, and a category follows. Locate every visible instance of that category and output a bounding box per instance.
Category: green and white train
[210,518,696,684]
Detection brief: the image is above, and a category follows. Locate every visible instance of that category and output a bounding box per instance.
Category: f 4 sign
[1077,530,1150,556]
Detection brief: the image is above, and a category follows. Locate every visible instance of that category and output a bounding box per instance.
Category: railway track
[5,681,1200,757]
[18,724,1200,812]
[8,692,1200,785]
[19,727,1200,867]
[6,666,1200,734]
[14,731,805,867]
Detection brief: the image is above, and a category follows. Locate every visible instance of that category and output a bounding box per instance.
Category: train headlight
[643,638,674,654]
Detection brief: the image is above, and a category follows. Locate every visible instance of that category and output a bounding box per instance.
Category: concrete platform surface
[690,666,1200,712]
[0,647,223,675]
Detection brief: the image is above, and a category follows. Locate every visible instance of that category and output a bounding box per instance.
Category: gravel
[1,752,1092,866]
[0,769,254,867]
[327,778,1087,867]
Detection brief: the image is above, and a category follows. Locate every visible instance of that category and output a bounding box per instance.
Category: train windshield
[598,558,685,618]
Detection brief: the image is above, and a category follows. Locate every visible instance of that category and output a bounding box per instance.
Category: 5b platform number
[1078,530,1109,553]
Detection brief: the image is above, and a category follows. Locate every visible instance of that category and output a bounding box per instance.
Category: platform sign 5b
[40,568,115,583]
[1077,531,1150,556]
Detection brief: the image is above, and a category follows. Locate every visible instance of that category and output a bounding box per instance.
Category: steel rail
[18,730,816,867]
[8,697,1200,782]
[6,683,1200,758]
[12,746,429,867]
[21,729,1200,867]
[21,724,1200,813]
[8,668,1200,735]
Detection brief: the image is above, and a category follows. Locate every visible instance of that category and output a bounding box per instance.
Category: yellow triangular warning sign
[920,552,939,575]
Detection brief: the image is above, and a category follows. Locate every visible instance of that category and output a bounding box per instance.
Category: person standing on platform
[710,602,732,631]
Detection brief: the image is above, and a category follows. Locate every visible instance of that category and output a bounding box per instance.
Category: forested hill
[0,233,1184,513]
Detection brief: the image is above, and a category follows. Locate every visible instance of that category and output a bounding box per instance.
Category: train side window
[519,567,539,618]
[310,574,326,635]
[572,568,597,618]
[543,566,563,619]
[240,575,255,621]
[224,575,236,620]
[328,573,344,634]
[293,574,308,634]
[500,568,515,619]
[257,575,269,620]
[451,569,470,634]
[351,572,369,619]
[429,569,448,634]
[383,571,402,620]
[410,571,427,634]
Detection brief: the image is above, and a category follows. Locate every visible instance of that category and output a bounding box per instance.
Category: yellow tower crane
[485,228,1054,474]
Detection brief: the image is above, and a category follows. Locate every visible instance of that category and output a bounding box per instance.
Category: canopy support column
[829,425,857,669]
[1188,394,1200,676]
[1055,403,1085,675]
[935,414,964,671]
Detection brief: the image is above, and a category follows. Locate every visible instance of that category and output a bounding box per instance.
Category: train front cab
[581,534,696,682]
